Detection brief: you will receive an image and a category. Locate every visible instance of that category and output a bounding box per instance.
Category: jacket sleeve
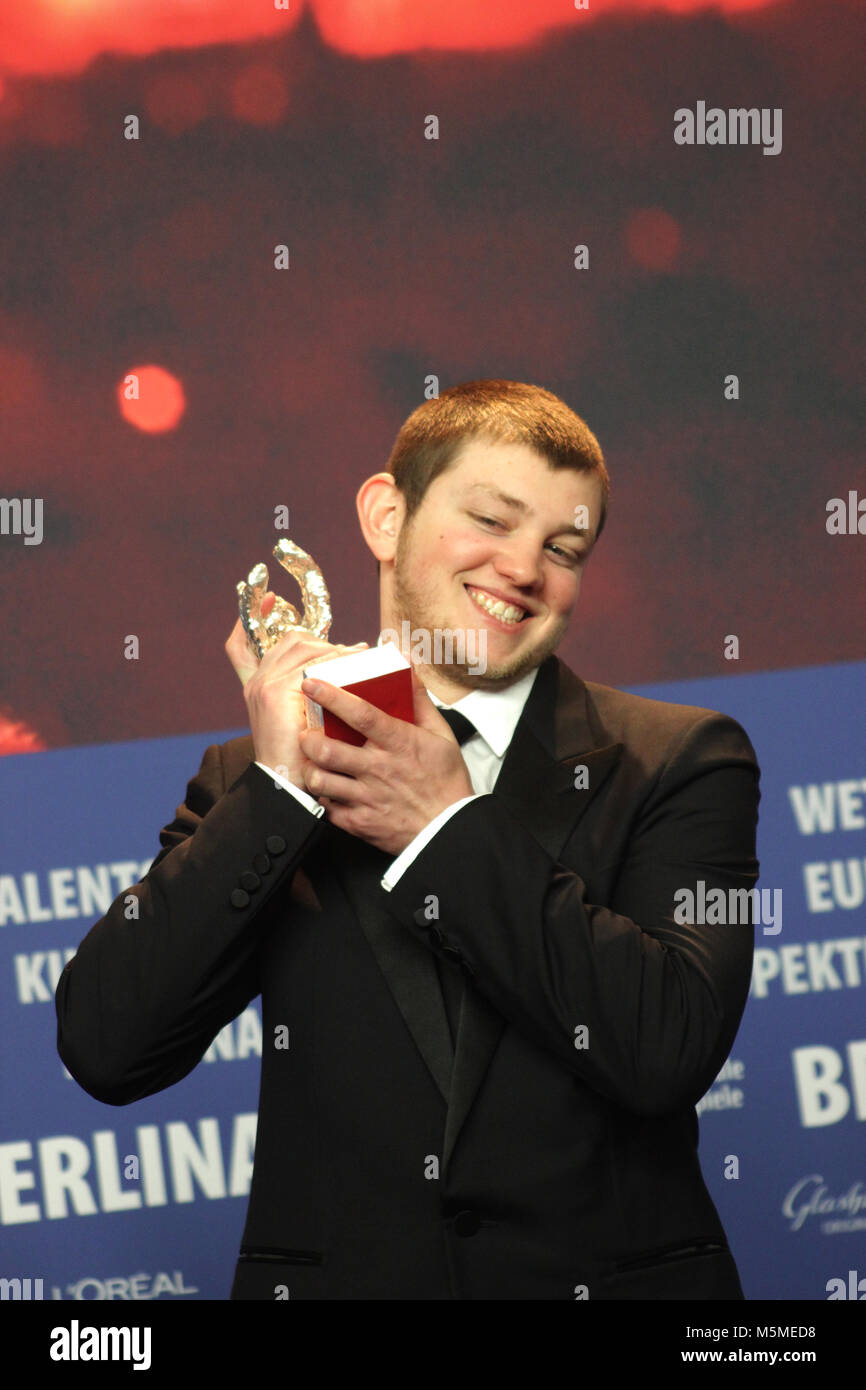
[383,712,760,1118]
[55,745,325,1106]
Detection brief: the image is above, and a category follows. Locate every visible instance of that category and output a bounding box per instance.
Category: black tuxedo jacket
[56,655,760,1300]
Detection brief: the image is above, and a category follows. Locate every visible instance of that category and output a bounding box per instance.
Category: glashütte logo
[782,1175,866,1233]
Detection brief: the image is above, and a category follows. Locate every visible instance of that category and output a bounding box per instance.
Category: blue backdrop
[1,659,863,1300]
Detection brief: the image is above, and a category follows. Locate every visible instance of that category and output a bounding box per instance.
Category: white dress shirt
[255,659,540,890]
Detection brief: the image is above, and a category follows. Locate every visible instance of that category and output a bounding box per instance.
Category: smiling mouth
[465,585,529,627]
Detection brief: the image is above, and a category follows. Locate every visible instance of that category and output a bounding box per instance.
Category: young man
[56,380,760,1299]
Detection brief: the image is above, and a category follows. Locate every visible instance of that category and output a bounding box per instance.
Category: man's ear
[356,473,404,565]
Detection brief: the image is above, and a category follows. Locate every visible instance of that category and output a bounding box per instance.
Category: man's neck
[415,661,535,704]
[417,665,479,703]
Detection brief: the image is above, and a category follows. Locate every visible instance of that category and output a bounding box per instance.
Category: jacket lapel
[441,656,622,1169]
[492,656,623,865]
[222,737,455,1103]
[333,830,455,1104]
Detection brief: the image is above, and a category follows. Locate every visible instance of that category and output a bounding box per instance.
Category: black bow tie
[440,707,477,746]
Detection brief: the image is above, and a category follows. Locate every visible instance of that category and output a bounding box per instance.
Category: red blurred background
[0,0,862,751]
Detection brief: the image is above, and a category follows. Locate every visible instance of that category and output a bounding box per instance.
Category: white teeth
[467,587,525,625]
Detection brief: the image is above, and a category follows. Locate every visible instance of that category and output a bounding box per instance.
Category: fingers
[225,616,259,687]
[225,591,276,686]
[227,562,366,687]
[300,676,394,745]
[226,600,369,693]
[303,764,362,805]
[304,642,369,670]
[255,640,366,687]
[299,727,367,780]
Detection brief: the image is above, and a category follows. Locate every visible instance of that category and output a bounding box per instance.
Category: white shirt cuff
[382,795,481,891]
[255,762,325,818]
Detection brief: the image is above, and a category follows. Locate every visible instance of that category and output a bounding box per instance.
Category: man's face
[386,437,603,696]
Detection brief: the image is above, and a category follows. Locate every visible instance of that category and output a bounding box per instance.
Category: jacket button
[230,888,251,909]
[240,871,261,892]
[453,1210,481,1237]
[266,835,287,855]
[253,853,271,875]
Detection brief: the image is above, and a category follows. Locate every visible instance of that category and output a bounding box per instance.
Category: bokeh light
[228,63,289,126]
[624,208,682,272]
[117,364,186,434]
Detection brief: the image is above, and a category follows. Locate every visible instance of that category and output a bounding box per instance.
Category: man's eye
[547,543,582,564]
[473,515,582,564]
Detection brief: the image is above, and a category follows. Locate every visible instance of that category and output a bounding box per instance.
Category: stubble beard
[391,524,569,692]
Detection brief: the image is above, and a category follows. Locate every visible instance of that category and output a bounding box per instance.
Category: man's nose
[492,537,543,589]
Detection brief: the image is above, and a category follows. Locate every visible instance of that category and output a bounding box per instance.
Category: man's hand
[225,591,369,792]
[298,664,475,856]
